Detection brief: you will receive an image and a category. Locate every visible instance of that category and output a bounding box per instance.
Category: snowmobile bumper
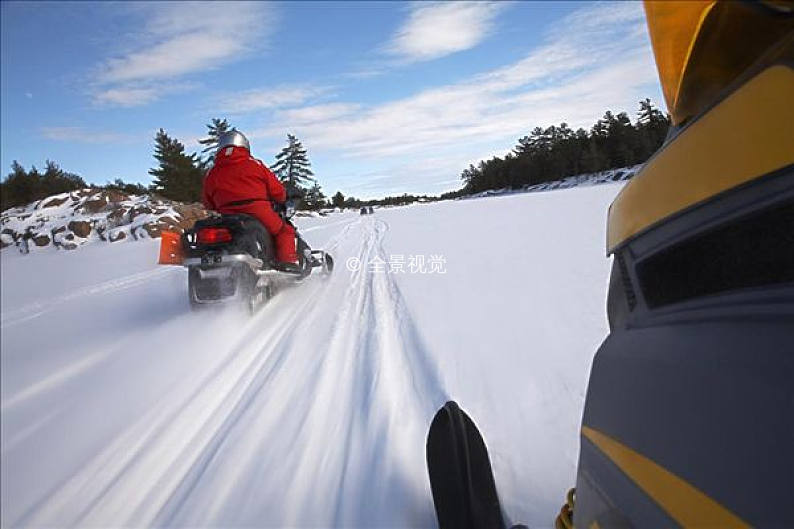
[183,254,263,269]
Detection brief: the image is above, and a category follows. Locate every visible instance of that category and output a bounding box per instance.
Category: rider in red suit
[202,130,298,265]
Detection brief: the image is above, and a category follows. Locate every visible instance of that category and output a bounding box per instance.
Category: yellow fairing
[644,0,794,125]
[643,1,716,125]
[607,64,794,253]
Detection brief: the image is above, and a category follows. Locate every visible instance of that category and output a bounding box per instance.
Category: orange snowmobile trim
[158,230,184,265]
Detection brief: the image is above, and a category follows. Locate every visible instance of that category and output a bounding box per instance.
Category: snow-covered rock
[464,165,640,199]
[0,189,208,253]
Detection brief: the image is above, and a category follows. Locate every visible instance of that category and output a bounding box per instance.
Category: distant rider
[202,130,299,269]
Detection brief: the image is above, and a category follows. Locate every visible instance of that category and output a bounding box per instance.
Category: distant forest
[1,100,669,212]
[443,98,670,198]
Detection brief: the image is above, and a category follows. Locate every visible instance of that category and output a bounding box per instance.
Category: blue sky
[1,1,663,198]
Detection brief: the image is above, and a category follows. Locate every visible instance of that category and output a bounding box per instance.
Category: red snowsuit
[202,146,298,263]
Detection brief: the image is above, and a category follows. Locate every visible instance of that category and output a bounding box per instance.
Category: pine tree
[331,191,345,208]
[148,129,204,203]
[636,99,670,158]
[270,134,315,198]
[303,182,326,210]
[198,118,232,167]
[1,160,85,211]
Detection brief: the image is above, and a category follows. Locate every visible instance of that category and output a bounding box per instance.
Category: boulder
[62,242,78,250]
[68,220,92,238]
[109,231,126,242]
[140,222,164,238]
[106,190,128,203]
[129,205,153,221]
[82,198,107,214]
[106,206,128,225]
[41,196,69,208]
[52,225,66,235]
[172,203,208,230]
[32,234,50,247]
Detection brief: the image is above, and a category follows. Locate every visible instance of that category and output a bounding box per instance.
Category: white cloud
[217,85,331,114]
[91,2,274,106]
[93,87,159,107]
[41,127,132,144]
[387,2,506,63]
[257,2,661,196]
[94,83,194,108]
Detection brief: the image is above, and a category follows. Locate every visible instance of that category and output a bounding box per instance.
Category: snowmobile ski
[426,401,505,529]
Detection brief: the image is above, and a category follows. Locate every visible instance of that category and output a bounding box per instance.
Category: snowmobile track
[14,215,447,528]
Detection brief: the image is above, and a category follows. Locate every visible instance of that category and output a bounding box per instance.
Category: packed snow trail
[2,215,446,528]
[2,184,621,528]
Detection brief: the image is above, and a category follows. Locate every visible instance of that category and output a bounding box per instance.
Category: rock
[106,206,128,225]
[109,231,126,242]
[68,220,92,238]
[62,242,78,250]
[52,225,66,235]
[129,205,153,221]
[106,190,128,203]
[65,233,75,240]
[33,234,50,247]
[82,198,107,214]
[141,222,163,238]
[41,196,69,208]
[172,203,208,230]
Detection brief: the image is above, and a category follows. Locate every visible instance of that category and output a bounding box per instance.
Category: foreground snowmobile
[427,1,793,527]
[178,204,333,312]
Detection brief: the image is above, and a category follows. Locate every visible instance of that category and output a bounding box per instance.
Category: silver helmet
[216,129,250,153]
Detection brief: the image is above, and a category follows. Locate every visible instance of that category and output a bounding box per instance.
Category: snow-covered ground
[1,182,621,528]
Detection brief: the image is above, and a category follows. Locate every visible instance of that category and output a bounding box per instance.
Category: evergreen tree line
[328,191,437,209]
[459,99,670,195]
[1,160,87,211]
[0,158,159,211]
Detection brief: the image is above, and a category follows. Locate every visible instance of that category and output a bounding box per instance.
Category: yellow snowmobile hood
[606,0,794,253]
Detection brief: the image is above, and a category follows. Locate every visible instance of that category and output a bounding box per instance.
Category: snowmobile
[426,2,794,528]
[177,201,333,312]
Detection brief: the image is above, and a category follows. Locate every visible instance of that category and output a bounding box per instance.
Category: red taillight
[197,227,233,245]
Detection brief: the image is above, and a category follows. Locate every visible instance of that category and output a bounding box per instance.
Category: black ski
[426,401,505,529]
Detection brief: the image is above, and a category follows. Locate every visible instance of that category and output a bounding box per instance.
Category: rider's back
[203,146,286,210]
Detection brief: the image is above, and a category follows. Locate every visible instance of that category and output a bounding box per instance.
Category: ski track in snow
[3,184,621,528]
[6,215,447,528]
[1,267,180,329]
